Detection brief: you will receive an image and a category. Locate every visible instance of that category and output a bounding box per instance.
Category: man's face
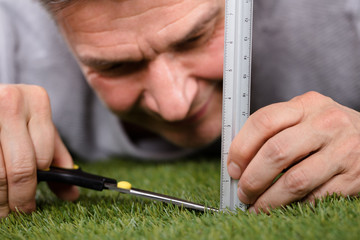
[56,0,225,148]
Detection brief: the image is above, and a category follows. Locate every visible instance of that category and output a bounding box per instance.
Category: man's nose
[142,53,198,122]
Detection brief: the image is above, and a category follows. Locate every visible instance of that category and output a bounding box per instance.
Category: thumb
[48,130,80,201]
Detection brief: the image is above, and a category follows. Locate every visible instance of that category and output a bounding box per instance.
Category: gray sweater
[0,0,359,160]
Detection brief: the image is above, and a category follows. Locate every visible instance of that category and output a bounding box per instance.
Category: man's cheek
[203,55,223,80]
[195,51,223,81]
[99,85,141,113]
[195,33,224,80]
[84,73,142,113]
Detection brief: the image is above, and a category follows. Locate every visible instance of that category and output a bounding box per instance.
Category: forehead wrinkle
[154,2,220,49]
[59,0,183,31]
[77,42,143,63]
[72,28,136,46]
[59,0,186,44]
[109,0,183,19]
[157,2,218,34]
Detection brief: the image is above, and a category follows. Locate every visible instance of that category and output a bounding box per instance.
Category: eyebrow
[171,7,221,47]
[40,0,79,13]
[80,58,126,69]
[79,7,221,69]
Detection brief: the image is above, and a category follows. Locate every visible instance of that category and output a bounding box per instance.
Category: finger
[237,122,324,204]
[48,130,79,201]
[303,173,360,204]
[227,98,304,179]
[1,120,37,213]
[249,152,341,213]
[52,129,75,169]
[0,146,9,218]
[28,120,55,170]
[26,86,55,170]
[302,132,360,203]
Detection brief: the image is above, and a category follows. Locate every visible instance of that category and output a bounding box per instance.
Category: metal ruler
[220,0,253,211]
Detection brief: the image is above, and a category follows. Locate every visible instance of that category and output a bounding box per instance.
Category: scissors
[37,165,218,213]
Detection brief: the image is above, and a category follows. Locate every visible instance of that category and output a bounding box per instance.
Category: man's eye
[98,63,124,72]
[96,61,146,77]
[183,34,207,48]
[186,35,203,44]
[176,27,214,51]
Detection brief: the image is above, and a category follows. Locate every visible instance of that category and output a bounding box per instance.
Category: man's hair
[38,0,78,13]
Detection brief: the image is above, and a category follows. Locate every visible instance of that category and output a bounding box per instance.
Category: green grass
[1,157,360,240]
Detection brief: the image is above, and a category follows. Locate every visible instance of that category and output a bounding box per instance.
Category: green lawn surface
[1,157,360,240]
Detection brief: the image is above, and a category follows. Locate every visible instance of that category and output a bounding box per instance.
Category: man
[1,0,360,217]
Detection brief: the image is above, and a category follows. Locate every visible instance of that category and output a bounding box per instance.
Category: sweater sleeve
[0,2,17,84]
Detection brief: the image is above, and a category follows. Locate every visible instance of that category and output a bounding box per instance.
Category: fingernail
[248,206,256,214]
[228,162,241,179]
[237,186,246,200]
[238,186,251,205]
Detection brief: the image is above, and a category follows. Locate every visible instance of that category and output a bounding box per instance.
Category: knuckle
[0,167,7,188]
[312,107,351,132]
[250,108,276,132]
[338,135,360,174]
[30,85,49,101]
[262,137,288,166]
[294,91,333,110]
[0,85,23,117]
[29,85,47,96]
[36,155,53,170]
[8,164,36,185]
[300,91,330,102]
[301,91,323,99]
[29,86,51,112]
[339,135,360,156]
[0,167,8,217]
[0,85,21,101]
[284,169,311,196]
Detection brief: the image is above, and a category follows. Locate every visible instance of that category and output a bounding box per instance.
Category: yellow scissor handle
[117,181,132,190]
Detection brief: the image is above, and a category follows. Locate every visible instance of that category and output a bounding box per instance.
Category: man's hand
[0,84,79,218]
[227,91,360,213]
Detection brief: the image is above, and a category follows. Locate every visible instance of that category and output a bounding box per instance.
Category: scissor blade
[104,183,218,212]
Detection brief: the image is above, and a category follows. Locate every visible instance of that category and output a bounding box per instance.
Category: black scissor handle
[37,166,117,191]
